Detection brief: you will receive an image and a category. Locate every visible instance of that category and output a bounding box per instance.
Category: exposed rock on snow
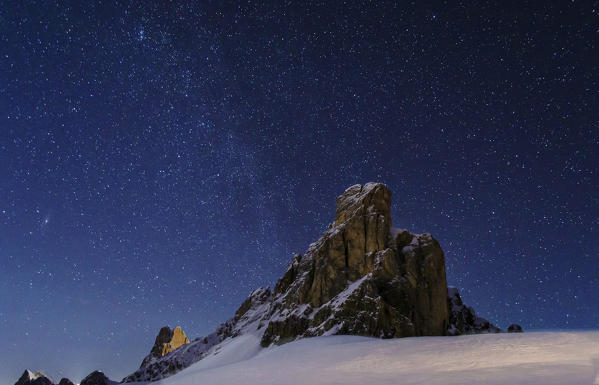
[14,370,54,385]
[122,323,221,383]
[145,326,174,364]
[508,323,523,333]
[13,370,77,385]
[122,182,516,382]
[138,326,191,368]
[447,287,501,335]
[80,371,116,385]
[162,326,191,356]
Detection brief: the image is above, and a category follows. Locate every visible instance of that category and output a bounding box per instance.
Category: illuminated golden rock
[161,326,190,356]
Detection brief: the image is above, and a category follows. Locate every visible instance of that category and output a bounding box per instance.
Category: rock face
[261,183,449,345]
[447,287,501,335]
[145,326,174,363]
[124,325,202,382]
[163,326,191,355]
[14,371,54,385]
[139,326,191,368]
[508,324,523,333]
[123,183,516,382]
[57,379,74,385]
[124,183,454,382]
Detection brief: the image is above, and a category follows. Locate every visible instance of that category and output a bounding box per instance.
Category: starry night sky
[1,0,598,383]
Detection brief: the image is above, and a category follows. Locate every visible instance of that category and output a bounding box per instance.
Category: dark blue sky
[1,0,598,383]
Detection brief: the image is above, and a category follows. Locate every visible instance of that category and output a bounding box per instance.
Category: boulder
[507,324,523,333]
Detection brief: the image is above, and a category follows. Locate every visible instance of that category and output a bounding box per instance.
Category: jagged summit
[80,371,117,385]
[163,326,190,355]
[114,182,522,383]
[334,183,391,227]
[13,369,117,385]
[124,182,471,382]
[121,325,192,381]
[13,369,115,385]
[260,182,449,344]
[140,325,191,367]
[15,183,521,385]
[14,370,54,385]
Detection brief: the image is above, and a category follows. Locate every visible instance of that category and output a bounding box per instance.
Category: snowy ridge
[123,268,396,382]
[122,288,273,382]
[122,331,222,382]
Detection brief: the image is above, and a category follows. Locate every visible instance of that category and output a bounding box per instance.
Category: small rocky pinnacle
[139,325,191,368]
[162,326,191,356]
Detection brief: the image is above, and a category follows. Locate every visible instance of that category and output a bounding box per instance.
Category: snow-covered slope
[148,331,599,385]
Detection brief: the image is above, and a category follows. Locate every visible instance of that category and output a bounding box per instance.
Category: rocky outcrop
[123,182,515,382]
[162,326,190,355]
[508,324,523,333]
[144,326,174,364]
[447,287,501,335]
[14,371,54,385]
[138,326,191,368]
[80,371,115,385]
[260,183,448,345]
[13,371,113,385]
[123,324,219,383]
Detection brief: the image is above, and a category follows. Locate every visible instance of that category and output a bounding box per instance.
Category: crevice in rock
[375,214,381,250]
[343,230,349,268]
[363,212,368,254]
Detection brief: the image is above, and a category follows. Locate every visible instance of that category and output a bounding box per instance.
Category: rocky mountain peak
[14,370,79,385]
[162,326,190,356]
[139,325,190,367]
[122,325,193,382]
[120,182,518,382]
[14,370,54,385]
[272,183,398,310]
[262,182,448,343]
[148,326,174,358]
[80,371,114,385]
[334,183,391,228]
